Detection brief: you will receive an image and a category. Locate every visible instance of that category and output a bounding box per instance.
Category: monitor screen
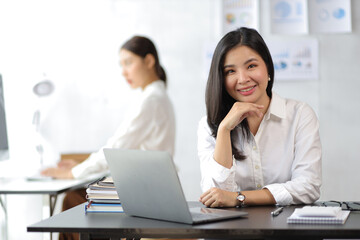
[0,74,9,161]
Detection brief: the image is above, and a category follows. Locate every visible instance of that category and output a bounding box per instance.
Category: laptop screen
[0,74,9,161]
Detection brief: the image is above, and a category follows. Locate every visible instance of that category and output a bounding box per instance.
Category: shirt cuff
[265,183,293,205]
[71,161,87,179]
[71,153,100,179]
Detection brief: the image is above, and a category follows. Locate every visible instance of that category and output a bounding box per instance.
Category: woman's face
[224,45,270,106]
[119,49,149,89]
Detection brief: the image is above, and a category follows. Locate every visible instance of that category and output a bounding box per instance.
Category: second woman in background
[42,36,175,240]
[43,35,175,179]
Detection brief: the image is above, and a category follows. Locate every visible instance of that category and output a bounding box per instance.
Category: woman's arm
[213,102,264,169]
[265,103,322,205]
[213,123,233,168]
[199,187,275,207]
[198,102,269,207]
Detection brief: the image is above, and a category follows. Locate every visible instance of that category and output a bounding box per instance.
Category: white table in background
[0,172,108,240]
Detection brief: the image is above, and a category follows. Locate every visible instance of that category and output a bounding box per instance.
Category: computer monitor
[0,74,9,161]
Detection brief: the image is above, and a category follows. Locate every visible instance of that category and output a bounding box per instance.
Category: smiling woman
[223,46,270,105]
[197,27,322,208]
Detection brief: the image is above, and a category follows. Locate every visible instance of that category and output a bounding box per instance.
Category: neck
[247,95,271,135]
[141,71,159,90]
[258,95,271,115]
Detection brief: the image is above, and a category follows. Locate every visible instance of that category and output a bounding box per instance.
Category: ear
[144,54,155,69]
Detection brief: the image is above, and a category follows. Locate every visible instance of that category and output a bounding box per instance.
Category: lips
[239,86,255,92]
[237,85,256,96]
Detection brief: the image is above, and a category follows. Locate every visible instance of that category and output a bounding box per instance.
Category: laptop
[103,148,248,224]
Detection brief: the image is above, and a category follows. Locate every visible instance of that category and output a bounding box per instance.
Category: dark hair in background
[121,36,167,85]
[205,27,274,160]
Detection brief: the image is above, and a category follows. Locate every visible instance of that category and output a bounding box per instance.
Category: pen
[87,176,106,188]
[271,206,284,217]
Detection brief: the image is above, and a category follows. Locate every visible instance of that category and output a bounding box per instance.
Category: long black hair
[205,27,274,160]
[121,36,167,85]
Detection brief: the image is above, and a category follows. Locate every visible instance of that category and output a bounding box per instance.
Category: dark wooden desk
[28,202,360,240]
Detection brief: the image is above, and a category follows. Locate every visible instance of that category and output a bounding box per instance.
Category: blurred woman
[42,35,175,179]
[42,36,175,240]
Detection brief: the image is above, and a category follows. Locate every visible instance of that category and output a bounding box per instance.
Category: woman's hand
[57,159,79,169]
[199,187,238,208]
[213,102,264,169]
[41,167,74,179]
[220,102,264,131]
[41,158,80,179]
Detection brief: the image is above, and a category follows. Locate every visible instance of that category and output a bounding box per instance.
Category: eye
[124,59,132,66]
[248,64,256,69]
[224,69,235,75]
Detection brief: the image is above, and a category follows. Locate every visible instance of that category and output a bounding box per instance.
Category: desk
[0,172,107,240]
[28,201,360,240]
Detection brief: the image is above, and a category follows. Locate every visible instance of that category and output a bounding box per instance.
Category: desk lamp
[32,76,54,166]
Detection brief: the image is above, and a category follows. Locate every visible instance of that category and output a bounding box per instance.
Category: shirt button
[253,146,257,150]
[257,184,262,189]
[255,165,260,170]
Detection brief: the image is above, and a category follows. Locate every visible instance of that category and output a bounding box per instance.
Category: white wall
[0,0,360,239]
[260,1,360,202]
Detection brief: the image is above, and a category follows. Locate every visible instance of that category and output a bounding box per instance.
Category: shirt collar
[265,92,286,120]
[143,79,165,93]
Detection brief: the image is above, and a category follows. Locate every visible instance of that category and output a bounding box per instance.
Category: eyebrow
[223,58,259,69]
[119,57,131,64]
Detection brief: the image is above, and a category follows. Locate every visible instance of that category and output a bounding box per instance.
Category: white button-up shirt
[197,93,321,205]
[72,80,176,178]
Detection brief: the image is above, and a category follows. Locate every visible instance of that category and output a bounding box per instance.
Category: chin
[239,95,257,103]
[128,83,138,89]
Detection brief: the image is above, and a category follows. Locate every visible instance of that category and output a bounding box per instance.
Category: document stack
[85,176,123,213]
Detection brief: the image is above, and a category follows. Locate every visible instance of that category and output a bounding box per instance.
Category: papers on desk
[86,176,120,203]
[87,176,115,190]
[85,176,121,213]
[287,206,350,225]
[26,174,53,181]
[97,176,114,186]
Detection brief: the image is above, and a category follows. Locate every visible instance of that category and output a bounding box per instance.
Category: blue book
[85,203,123,213]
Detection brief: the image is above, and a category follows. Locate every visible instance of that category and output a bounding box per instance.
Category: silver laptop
[103,148,247,224]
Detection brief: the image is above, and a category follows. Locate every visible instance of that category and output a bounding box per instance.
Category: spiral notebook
[287,206,350,225]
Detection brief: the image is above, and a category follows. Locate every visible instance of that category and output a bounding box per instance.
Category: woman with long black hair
[198,27,321,208]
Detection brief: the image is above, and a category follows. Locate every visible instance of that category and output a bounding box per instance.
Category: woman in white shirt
[42,35,176,240]
[198,27,321,208]
[42,36,175,179]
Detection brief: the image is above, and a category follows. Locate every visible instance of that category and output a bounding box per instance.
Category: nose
[121,67,127,77]
[237,71,250,84]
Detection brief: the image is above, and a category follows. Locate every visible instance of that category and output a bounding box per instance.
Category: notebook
[103,149,248,224]
[287,206,350,225]
[85,203,124,213]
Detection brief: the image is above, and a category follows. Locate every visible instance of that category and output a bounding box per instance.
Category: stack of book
[85,176,123,213]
